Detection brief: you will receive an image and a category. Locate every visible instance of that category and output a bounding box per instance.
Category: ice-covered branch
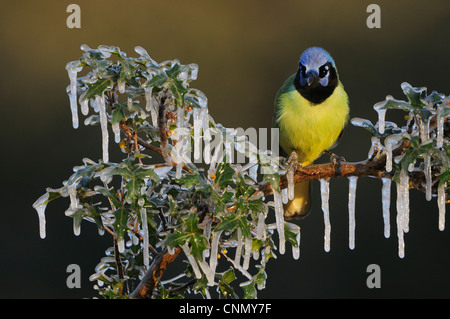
[130,247,182,299]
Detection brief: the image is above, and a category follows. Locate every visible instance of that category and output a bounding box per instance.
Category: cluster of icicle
[351,82,448,258]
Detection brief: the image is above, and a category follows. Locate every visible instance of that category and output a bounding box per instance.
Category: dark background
[1,0,449,299]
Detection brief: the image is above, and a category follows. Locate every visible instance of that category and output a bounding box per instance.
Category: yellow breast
[276,82,349,164]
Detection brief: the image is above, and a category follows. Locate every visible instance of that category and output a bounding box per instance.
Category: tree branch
[130,247,182,299]
[258,140,432,196]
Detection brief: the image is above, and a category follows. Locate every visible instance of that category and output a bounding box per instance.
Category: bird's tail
[283,181,311,219]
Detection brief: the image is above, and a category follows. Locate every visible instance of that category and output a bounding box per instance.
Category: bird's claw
[285,150,299,173]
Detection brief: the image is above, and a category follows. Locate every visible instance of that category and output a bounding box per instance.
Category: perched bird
[273,47,349,219]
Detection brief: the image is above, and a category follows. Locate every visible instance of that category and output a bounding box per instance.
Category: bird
[273,47,349,219]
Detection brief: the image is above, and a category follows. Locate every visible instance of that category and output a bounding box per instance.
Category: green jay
[273,47,349,218]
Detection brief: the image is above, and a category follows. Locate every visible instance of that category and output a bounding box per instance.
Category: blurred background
[0,0,449,298]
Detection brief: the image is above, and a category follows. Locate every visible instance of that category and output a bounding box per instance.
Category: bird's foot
[285,150,299,173]
[324,150,346,166]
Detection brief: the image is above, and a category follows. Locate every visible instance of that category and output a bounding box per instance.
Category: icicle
[256,212,265,240]
[287,166,294,201]
[198,259,215,286]
[234,228,242,265]
[320,179,331,252]
[286,223,301,260]
[140,208,149,267]
[401,169,410,233]
[145,87,158,127]
[437,104,445,148]
[209,231,222,275]
[201,108,211,141]
[80,97,89,116]
[424,154,432,201]
[96,94,109,163]
[368,136,382,159]
[384,135,401,173]
[273,190,286,255]
[176,106,184,179]
[33,193,49,239]
[68,183,78,211]
[381,177,391,238]
[193,107,202,161]
[112,121,121,143]
[281,188,288,204]
[396,181,405,259]
[67,68,79,129]
[395,169,409,258]
[117,237,125,253]
[348,176,357,250]
[118,80,125,94]
[374,105,387,134]
[182,244,202,279]
[243,236,252,270]
[249,153,258,182]
[438,171,447,231]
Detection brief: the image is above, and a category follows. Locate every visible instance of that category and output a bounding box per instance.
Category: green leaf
[165,230,191,248]
[94,186,122,208]
[145,73,167,87]
[189,233,209,260]
[113,207,130,244]
[215,162,235,187]
[176,172,201,188]
[170,80,187,107]
[111,108,125,125]
[83,78,113,100]
[263,169,280,193]
[125,177,141,204]
[240,280,257,299]
[401,82,427,107]
[134,166,160,183]
[165,63,182,79]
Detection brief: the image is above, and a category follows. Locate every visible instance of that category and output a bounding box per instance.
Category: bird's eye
[319,65,329,78]
[299,64,306,77]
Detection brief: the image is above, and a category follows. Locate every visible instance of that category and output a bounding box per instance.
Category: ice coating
[112,121,121,143]
[176,106,184,179]
[256,212,265,240]
[281,188,288,204]
[381,177,391,238]
[33,192,49,239]
[209,231,222,277]
[438,181,446,231]
[234,228,242,265]
[182,244,202,279]
[97,94,109,163]
[287,166,295,201]
[193,107,202,161]
[67,68,79,129]
[273,190,285,255]
[395,169,410,258]
[80,97,89,116]
[348,176,357,250]
[384,135,401,172]
[424,155,432,201]
[320,179,331,252]
[118,81,125,94]
[141,208,149,267]
[243,236,252,270]
[373,99,388,134]
[287,223,301,260]
[145,87,158,127]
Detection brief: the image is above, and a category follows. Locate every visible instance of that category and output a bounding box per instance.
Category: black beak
[305,70,319,86]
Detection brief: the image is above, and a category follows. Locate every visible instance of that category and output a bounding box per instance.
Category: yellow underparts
[276,82,349,164]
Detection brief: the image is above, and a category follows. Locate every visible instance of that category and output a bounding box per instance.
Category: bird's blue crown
[299,47,335,68]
